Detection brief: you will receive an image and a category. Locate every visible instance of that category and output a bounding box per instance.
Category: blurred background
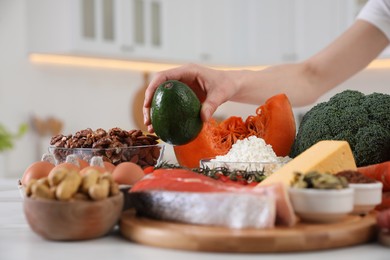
[0,0,389,178]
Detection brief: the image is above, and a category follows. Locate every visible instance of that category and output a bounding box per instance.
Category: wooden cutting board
[119,210,377,252]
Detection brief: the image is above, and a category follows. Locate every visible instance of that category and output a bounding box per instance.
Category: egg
[79,156,112,176]
[77,158,89,169]
[21,161,55,185]
[112,162,145,185]
[103,161,116,173]
[51,162,80,173]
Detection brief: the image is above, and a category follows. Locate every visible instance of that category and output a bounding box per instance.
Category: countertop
[0,178,389,260]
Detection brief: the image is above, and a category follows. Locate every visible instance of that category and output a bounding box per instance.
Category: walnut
[74,128,93,139]
[92,137,113,149]
[109,127,130,138]
[129,130,142,139]
[94,128,107,138]
[50,134,65,146]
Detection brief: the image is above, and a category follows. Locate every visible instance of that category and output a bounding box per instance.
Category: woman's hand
[143,63,239,133]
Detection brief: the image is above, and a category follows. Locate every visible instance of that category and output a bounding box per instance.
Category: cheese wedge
[258,140,357,187]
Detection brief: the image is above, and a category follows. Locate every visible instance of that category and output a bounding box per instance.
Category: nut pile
[50,127,161,167]
[25,168,120,201]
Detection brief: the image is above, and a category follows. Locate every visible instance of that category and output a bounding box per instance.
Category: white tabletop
[0,178,389,260]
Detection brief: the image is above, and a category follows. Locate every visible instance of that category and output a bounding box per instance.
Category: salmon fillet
[130,169,297,227]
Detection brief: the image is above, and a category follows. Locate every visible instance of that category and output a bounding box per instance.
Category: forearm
[230,62,322,107]
[230,20,389,107]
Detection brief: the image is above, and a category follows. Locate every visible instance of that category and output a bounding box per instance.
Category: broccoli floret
[354,125,390,166]
[327,90,365,109]
[290,90,390,167]
[362,92,390,129]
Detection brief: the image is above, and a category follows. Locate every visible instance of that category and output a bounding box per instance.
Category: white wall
[1,0,389,178]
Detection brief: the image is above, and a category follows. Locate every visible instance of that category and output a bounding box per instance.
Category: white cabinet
[26,0,199,62]
[119,0,166,60]
[197,0,295,66]
[293,0,371,61]
[73,0,123,56]
[120,0,201,61]
[198,0,390,65]
[27,0,121,57]
[149,0,201,62]
[26,0,298,65]
[294,0,348,61]
[27,0,385,66]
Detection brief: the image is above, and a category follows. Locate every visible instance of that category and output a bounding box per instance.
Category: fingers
[200,102,217,122]
[142,108,151,131]
[143,72,168,110]
[142,69,176,129]
[200,88,229,122]
[147,124,155,134]
[142,63,227,130]
[143,64,201,131]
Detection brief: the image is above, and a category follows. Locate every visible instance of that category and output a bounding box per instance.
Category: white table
[0,178,388,260]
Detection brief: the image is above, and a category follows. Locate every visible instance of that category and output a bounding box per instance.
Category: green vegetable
[151,80,203,145]
[290,90,390,167]
[0,123,28,152]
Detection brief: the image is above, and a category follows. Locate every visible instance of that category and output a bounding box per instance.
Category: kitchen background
[0,0,389,178]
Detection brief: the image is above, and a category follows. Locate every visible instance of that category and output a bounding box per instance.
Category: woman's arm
[232,20,390,107]
[143,20,389,130]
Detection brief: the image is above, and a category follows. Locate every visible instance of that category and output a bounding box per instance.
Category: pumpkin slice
[174,93,296,168]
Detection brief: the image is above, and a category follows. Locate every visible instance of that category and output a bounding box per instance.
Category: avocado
[150,80,203,145]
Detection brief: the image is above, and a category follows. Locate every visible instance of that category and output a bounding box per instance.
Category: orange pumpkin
[173,93,296,168]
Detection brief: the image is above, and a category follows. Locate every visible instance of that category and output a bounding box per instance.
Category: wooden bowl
[23,193,124,241]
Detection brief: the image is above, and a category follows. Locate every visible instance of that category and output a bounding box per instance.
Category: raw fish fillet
[130,169,297,227]
[129,191,276,229]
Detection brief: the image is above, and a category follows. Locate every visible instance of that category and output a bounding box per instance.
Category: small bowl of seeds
[335,170,382,215]
[288,172,354,223]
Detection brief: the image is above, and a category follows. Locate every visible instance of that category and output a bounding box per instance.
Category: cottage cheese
[212,136,278,163]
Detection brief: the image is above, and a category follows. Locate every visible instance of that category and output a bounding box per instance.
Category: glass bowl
[48,144,165,169]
